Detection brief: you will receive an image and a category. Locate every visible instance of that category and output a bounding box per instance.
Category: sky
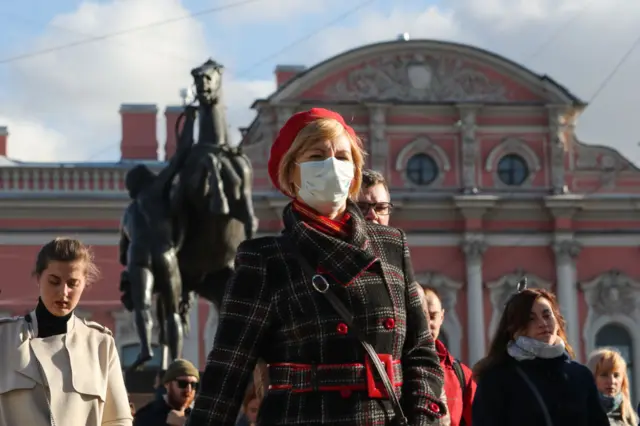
[0,0,639,164]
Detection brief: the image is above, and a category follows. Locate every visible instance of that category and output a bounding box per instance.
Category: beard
[167,391,193,411]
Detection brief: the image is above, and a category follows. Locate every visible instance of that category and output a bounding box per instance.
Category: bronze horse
[174,59,258,310]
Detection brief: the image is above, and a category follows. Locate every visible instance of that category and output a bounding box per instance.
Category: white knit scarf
[507,336,566,361]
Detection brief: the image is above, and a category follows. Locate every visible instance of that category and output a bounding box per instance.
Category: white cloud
[0,0,277,161]
[0,115,70,162]
[223,78,275,134]
[3,0,210,161]
[219,0,327,24]
[4,0,640,167]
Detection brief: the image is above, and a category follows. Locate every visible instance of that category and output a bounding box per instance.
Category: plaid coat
[188,201,446,426]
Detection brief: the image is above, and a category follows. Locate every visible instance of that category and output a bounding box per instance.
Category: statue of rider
[186,59,258,240]
[119,107,195,371]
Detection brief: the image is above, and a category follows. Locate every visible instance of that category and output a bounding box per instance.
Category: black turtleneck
[34,297,73,338]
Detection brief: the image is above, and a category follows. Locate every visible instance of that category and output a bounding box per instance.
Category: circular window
[406,153,439,186]
[497,154,529,186]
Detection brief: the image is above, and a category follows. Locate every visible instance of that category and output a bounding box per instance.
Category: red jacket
[436,339,476,426]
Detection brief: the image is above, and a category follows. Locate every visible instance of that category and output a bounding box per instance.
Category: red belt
[267,354,402,399]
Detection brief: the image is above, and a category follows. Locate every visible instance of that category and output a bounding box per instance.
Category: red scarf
[292,200,352,240]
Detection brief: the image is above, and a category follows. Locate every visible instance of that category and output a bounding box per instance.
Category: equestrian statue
[118,58,257,371]
[174,59,257,309]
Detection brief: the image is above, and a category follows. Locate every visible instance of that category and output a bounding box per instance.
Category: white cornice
[0,194,639,218]
[1,231,639,247]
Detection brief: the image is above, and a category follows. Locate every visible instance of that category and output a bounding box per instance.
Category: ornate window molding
[581,269,640,400]
[486,270,552,338]
[395,136,451,189]
[485,137,541,188]
[415,272,463,358]
[204,302,219,354]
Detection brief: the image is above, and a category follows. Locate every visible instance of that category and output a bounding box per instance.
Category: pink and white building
[1,38,639,396]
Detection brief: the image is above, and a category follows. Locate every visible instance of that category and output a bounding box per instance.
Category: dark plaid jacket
[188,201,446,426]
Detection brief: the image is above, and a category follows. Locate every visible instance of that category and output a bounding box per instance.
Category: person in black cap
[134,359,199,426]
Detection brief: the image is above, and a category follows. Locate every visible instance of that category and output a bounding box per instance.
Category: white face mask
[297,157,354,215]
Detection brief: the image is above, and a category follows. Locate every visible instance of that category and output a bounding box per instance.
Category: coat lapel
[13,312,42,385]
[66,319,106,400]
[283,200,378,286]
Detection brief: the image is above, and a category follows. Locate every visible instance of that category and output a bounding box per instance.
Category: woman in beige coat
[0,237,132,426]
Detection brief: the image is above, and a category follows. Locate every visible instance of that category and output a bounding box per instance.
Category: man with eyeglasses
[134,359,200,426]
[357,169,393,226]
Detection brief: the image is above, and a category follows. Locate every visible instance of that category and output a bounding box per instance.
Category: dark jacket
[188,201,446,426]
[133,397,190,426]
[472,353,609,426]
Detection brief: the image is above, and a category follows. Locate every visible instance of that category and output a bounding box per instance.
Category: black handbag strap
[515,365,554,426]
[284,237,408,426]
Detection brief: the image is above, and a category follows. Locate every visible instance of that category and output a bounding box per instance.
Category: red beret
[268,108,356,193]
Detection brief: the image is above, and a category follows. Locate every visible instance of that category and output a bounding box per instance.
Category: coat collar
[436,339,454,367]
[26,309,77,338]
[13,311,79,384]
[282,199,377,286]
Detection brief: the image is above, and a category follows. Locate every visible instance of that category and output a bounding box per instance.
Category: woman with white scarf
[471,286,609,426]
[588,348,639,426]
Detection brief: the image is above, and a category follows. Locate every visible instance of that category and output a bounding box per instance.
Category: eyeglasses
[357,202,394,216]
[175,380,199,391]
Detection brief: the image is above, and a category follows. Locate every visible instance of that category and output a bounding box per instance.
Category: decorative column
[463,237,488,365]
[367,104,388,175]
[552,239,582,358]
[458,105,479,194]
[547,107,569,195]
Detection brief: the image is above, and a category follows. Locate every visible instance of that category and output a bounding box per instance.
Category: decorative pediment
[270,40,580,105]
[574,141,639,172]
[322,53,508,103]
[415,272,463,358]
[580,270,640,318]
[486,270,553,337]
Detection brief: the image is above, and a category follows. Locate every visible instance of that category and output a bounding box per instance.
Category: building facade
[1,39,640,396]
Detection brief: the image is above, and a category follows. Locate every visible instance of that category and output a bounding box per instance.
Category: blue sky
[0,0,639,164]
[0,0,408,81]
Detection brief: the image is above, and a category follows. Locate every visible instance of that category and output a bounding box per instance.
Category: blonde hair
[277,118,366,198]
[252,359,268,401]
[242,383,259,414]
[587,347,638,425]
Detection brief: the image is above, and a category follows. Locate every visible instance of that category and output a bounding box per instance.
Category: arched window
[406,153,439,186]
[121,343,164,370]
[497,154,529,186]
[596,324,634,400]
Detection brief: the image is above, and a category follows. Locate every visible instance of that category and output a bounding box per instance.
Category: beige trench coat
[0,312,133,426]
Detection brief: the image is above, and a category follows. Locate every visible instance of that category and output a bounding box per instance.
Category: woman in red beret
[188,108,446,426]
